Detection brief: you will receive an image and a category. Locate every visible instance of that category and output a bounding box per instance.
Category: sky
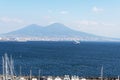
[0,0,120,38]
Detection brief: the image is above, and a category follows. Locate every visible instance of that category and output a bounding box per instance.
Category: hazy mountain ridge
[2,23,97,37]
[0,23,117,41]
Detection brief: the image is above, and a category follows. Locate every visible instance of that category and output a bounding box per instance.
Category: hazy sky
[0,0,120,38]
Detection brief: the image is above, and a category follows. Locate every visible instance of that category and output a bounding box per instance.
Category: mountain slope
[4,24,44,37]
[1,23,112,41]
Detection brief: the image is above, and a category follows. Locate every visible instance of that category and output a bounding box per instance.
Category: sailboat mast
[100,66,103,80]
[118,75,119,80]
[2,56,5,80]
[2,53,16,80]
[5,54,8,80]
[30,69,32,80]
[10,55,14,80]
[39,69,41,80]
[19,66,22,76]
[10,55,13,78]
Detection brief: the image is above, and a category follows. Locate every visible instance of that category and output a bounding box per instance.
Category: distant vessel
[74,40,80,44]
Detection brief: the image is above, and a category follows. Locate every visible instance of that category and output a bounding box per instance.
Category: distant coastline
[0,23,119,42]
[0,36,120,42]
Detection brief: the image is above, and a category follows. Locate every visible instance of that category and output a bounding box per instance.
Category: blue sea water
[0,41,120,77]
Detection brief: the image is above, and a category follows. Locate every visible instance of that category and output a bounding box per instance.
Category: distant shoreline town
[0,37,84,42]
[0,37,81,42]
[0,37,117,42]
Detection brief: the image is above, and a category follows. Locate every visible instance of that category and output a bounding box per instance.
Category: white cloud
[74,20,115,27]
[101,22,115,26]
[92,6,104,13]
[0,17,24,23]
[75,20,99,26]
[60,11,68,14]
[69,20,118,38]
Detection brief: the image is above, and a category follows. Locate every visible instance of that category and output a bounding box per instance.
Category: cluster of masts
[1,53,120,80]
[2,53,15,80]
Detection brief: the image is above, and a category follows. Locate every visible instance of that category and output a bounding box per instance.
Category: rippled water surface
[0,41,120,77]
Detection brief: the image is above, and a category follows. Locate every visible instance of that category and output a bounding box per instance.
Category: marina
[0,53,119,80]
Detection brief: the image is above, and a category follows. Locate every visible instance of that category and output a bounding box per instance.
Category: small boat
[71,75,79,80]
[19,77,26,80]
[54,76,62,80]
[74,40,80,44]
[80,78,86,80]
[32,78,37,80]
[64,75,70,80]
[47,76,53,80]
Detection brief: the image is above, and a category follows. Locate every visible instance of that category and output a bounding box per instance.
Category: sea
[0,41,120,77]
